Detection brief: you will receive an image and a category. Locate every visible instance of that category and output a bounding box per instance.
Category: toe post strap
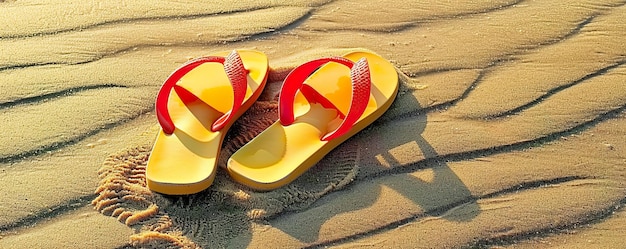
[279,57,372,141]
[156,51,249,134]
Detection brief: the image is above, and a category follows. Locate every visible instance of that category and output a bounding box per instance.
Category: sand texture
[1,0,625,248]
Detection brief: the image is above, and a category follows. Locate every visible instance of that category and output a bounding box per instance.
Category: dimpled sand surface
[1,0,625,248]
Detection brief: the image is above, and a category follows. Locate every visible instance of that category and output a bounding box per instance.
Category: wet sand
[1,0,625,248]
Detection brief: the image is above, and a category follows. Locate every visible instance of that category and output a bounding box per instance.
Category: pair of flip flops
[146,49,399,195]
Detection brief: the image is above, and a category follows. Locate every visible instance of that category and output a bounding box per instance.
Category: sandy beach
[1,0,625,248]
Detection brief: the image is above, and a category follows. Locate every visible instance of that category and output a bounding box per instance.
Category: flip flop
[227,50,398,190]
[146,50,268,195]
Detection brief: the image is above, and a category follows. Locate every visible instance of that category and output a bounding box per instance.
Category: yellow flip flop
[227,50,398,191]
[146,50,268,195]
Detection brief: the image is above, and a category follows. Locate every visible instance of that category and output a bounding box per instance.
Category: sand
[1,0,625,248]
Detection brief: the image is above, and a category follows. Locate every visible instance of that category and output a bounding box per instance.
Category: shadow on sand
[267,72,480,245]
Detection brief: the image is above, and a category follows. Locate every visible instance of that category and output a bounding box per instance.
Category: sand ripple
[1,0,625,248]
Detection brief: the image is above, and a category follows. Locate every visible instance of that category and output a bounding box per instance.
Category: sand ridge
[1,0,625,248]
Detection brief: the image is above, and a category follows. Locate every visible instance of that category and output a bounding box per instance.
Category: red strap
[211,51,248,131]
[323,58,371,141]
[155,51,248,134]
[279,57,372,141]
